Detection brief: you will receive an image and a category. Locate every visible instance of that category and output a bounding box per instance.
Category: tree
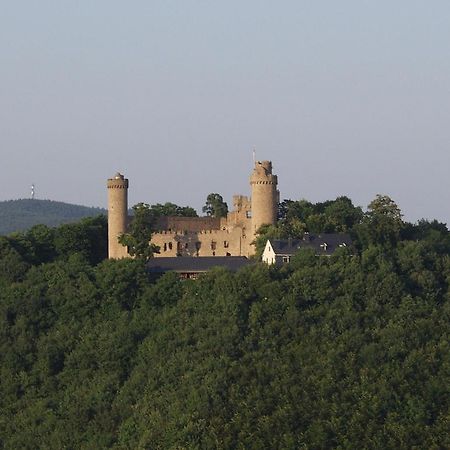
[278,197,363,235]
[0,236,30,284]
[53,215,108,264]
[119,203,158,260]
[323,196,363,231]
[202,193,228,218]
[355,195,404,248]
[253,224,283,257]
[150,202,198,218]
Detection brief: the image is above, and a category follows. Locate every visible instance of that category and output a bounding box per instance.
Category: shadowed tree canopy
[119,203,159,260]
[203,193,228,218]
[355,194,404,248]
[150,202,198,218]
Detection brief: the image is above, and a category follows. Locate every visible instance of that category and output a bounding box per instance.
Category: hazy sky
[1,1,450,223]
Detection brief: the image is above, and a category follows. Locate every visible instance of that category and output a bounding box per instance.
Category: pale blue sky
[1,1,450,223]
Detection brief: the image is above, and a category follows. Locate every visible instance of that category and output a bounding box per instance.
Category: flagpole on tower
[252,147,256,165]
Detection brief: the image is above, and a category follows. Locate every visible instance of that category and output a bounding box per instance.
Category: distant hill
[0,199,106,235]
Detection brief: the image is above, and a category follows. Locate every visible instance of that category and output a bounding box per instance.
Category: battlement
[250,178,277,185]
[154,228,232,237]
[232,195,251,211]
[107,173,128,189]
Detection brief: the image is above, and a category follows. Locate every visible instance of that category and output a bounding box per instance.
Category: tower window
[211,241,217,250]
[168,242,173,250]
[224,241,229,248]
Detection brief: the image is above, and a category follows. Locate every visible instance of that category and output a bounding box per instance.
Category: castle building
[107,160,279,259]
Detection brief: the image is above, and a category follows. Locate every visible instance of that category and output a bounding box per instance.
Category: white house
[262,233,353,265]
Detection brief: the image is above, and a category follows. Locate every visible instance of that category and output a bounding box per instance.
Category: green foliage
[253,224,283,257]
[279,196,363,236]
[1,198,450,449]
[0,215,107,270]
[202,193,228,218]
[0,237,30,285]
[355,194,404,248]
[53,215,108,264]
[150,202,198,217]
[119,203,159,260]
[0,198,106,235]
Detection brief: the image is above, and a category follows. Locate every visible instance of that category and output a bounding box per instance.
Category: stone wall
[151,217,253,257]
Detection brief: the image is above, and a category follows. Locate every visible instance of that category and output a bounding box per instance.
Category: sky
[1,1,450,224]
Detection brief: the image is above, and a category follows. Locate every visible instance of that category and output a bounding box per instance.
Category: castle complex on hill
[107,160,280,259]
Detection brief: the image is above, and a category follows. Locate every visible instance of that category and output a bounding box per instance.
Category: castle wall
[151,217,253,258]
[155,216,221,232]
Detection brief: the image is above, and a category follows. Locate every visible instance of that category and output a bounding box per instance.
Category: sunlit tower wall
[250,160,279,237]
[107,173,129,259]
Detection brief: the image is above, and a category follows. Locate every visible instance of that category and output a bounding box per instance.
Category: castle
[107,160,279,259]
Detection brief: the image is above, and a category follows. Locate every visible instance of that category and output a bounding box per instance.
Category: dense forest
[0,199,106,235]
[0,196,449,449]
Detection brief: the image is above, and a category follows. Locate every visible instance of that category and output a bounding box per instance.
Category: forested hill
[0,195,449,448]
[0,199,106,235]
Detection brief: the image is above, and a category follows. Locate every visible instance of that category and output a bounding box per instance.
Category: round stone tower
[107,172,129,259]
[250,160,279,236]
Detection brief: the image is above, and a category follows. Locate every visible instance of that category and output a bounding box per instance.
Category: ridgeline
[0,199,106,235]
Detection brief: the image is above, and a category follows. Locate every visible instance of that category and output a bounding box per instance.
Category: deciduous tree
[119,203,158,260]
[202,193,228,218]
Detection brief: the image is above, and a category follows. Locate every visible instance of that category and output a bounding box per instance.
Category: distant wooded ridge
[0,199,106,235]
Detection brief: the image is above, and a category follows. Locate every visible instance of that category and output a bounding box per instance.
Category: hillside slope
[0,199,106,235]
[0,199,449,448]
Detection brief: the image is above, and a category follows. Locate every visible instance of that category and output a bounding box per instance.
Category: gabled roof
[146,256,254,273]
[269,233,352,256]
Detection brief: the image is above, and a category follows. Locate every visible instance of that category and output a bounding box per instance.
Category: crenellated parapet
[107,173,128,189]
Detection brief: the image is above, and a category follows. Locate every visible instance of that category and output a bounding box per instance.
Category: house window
[185,242,189,249]
[282,256,291,263]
